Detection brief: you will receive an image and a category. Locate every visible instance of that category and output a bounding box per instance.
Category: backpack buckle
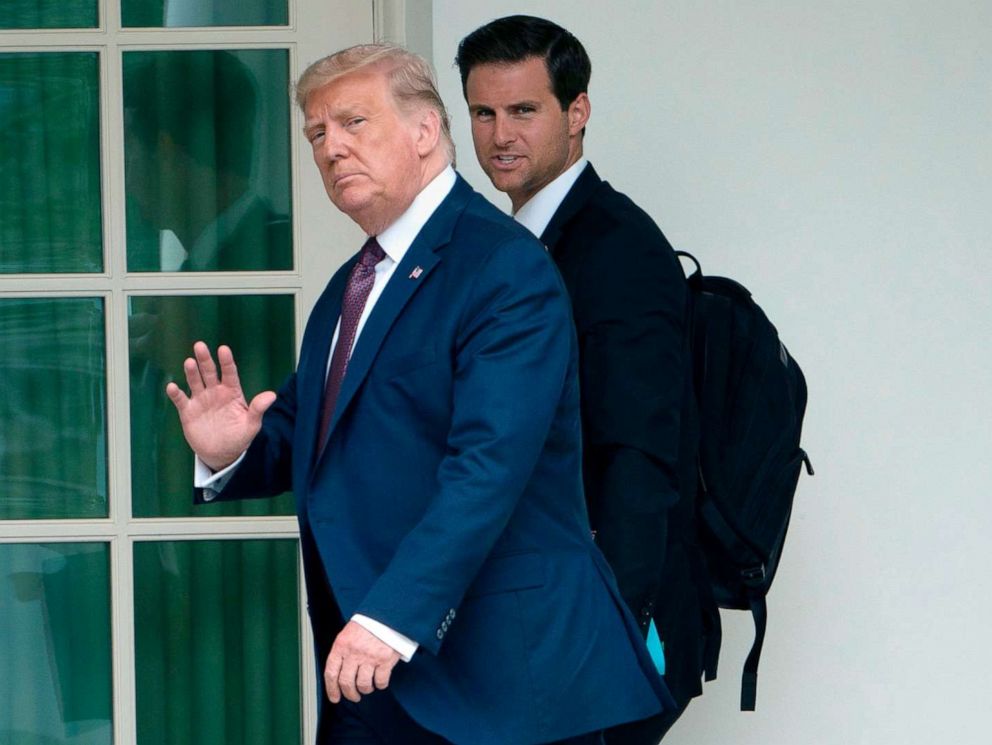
[741,565,766,587]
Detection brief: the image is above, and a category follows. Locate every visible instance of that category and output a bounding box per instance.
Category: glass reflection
[123,49,292,272]
[128,294,295,517]
[0,53,103,273]
[122,0,288,28]
[0,298,108,520]
[0,0,97,29]
[0,542,112,744]
[133,539,300,745]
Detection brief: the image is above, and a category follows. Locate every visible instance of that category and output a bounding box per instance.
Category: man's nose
[316,127,348,161]
[492,115,516,147]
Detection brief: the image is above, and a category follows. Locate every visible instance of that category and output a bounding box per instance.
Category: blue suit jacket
[207,176,675,744]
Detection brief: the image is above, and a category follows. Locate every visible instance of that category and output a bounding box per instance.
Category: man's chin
[484,169,521,198]
[331,191,372,219]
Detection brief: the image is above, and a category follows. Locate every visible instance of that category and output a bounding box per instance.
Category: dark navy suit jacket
[542,164,718,707]
[205,175,675,744]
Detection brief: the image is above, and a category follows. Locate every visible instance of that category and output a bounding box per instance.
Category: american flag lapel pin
[409,266,423,279]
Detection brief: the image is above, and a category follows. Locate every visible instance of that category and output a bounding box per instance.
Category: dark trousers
[323,689,604,744]
[603,701,688,745]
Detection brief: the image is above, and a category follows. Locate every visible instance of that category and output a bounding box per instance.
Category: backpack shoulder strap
[741,594,767,711]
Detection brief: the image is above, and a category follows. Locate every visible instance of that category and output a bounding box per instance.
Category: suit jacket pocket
[464,551,546,600]
[375,344,438,380]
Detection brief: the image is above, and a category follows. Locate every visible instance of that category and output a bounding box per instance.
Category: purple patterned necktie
[317,237,386,446]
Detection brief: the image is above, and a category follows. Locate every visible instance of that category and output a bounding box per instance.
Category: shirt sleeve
[193,452,247,501]
[351,614,419,662]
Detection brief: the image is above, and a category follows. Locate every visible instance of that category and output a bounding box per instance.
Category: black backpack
[676,251,813,711]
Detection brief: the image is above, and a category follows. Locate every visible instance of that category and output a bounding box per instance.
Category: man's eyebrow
[303,118,324,137]
[304,101,365,125]
[470,99,541,111]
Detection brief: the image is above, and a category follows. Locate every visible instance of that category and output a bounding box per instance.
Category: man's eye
[346,117,366,128]
[307,131,324,144]
[474,110,494,120]
[513,106,535,115]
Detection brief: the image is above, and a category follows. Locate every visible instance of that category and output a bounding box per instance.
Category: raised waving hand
[165,341,276,471]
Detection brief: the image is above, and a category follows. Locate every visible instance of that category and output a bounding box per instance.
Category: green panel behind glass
[0,53,103,273]
[0,0,97,29]
[129,293,295,517]
[123,49,292,272]
[122,0,288,27]
[0,542,112,743]
[0,297,108,519]
[133,539,300,745]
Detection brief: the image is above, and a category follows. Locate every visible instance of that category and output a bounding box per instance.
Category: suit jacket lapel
[540,162,602,257]
[317,175,474,449]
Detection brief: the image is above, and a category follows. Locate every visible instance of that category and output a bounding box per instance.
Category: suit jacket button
[436,629,444,640]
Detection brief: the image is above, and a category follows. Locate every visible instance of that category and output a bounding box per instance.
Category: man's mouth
[492,155,521,167]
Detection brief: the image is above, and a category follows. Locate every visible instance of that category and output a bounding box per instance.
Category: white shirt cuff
[352,614,419,662]
[193,452,246,501]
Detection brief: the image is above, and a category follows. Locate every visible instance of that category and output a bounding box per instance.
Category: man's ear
[567,92,591,137]
[415,108,442,157]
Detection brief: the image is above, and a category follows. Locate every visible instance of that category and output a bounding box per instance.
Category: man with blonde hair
[295,44,456,164]
[168,43,675,744]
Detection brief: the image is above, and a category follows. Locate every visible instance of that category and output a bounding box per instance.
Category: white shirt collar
[513,157,588,239]
[376,166,457,265]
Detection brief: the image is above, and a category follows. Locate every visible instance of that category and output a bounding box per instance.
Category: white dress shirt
[513,157,588,239]
[195,166,458,662]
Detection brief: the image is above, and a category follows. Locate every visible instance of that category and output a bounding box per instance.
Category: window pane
[0,542,112,743]
[0,53,103,273]
[122,0,288,27]
[134,539,300,745]
[129,293,295,517]
[123,49,292,272]
[0,298,108,519]
[0,1,97,29]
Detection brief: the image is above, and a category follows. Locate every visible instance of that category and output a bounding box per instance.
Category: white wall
[433,2,992,743]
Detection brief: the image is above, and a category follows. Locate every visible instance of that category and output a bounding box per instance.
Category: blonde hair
[296,43,455,164]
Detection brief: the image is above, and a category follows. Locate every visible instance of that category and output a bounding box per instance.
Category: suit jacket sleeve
[354,237,575,654]
[193,371,299,504]
[574,215,688,629]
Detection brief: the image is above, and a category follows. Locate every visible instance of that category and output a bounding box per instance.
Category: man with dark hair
[168,43,676,744]
[457,16,719,743]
